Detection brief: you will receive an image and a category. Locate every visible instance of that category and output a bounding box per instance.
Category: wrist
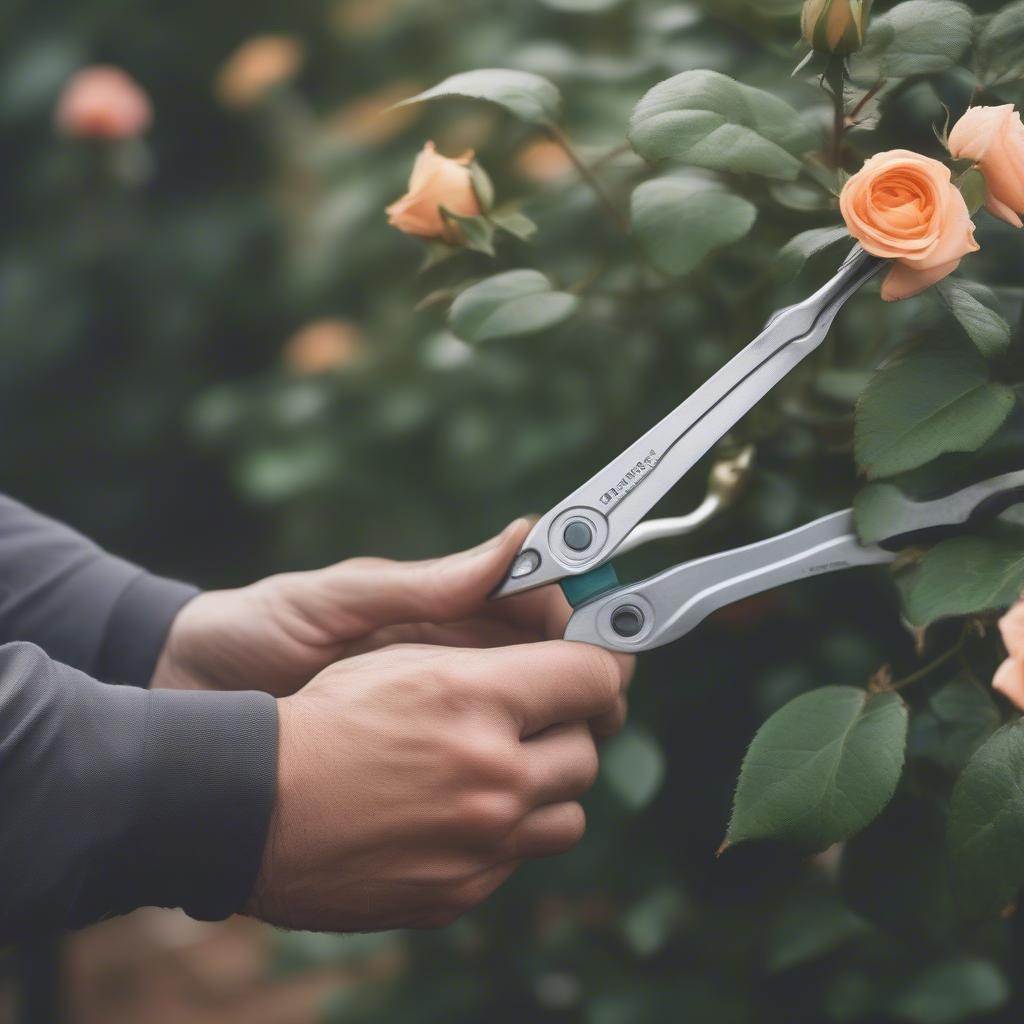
[150,592,220,691]
[244,694,302,924]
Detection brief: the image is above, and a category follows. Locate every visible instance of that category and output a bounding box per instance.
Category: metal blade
[563,510,896,652]
[495,247,884,598]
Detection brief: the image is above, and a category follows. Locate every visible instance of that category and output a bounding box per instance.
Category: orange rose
[839,150,979,301]
[215,36,305,110]
[949,104,1024,229]
[993,600,1024,711]
[55,66,151,140]
[386,142,482,243]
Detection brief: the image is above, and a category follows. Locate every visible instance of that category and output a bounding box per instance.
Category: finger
[504,802,587,859]
[522,723,599,805]
[491,584,572,642]
[589,693,629,739]
[346,618,539,657]
[460,641,628,738]
[294,519,533,638]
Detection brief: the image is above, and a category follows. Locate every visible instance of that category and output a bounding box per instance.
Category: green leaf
[627,70,812,181]
[778,225,851,276]
[602,726,666,810]
[840,796,954,944]
[887,959,1009,1024]
[909,679,1001,775]
[448,270,579,343]
[854,340,1016,479]
[898,529,1024,627]
[440,209,496,257]
[726,686,907,851]
[764,891,866,973]
[621,886,687,957]
[956,166,988,217]
[396,69,561,124]
[853,1,974,79]
[630,176,756,277]
[489,208,537,241]
[539,0,627,10]
[934,279,1012,359]
[468,162,495,213]
[950,721,1024,917]
[853,481,911,545]
[976,0,1024,85]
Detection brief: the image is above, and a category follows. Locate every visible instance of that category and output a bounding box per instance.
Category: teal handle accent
[560,563,620,609]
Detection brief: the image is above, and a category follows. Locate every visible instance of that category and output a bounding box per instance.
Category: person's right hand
[245,639,633,933]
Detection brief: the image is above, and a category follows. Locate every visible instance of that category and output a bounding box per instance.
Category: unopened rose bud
[801,0,873,55]
[55,66,151,140]
[386,141,483,244]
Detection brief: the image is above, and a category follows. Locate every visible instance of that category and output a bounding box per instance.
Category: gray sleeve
[0,643,277,939]
[0,497,279,937]
[0,493,198,687]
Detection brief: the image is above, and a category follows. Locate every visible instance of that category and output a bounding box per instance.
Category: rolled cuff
[133,686,278,921]
[95,570,198,689]
[0,645,277,936]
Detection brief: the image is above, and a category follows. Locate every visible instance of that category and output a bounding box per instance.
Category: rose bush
[6,0,1024,1021]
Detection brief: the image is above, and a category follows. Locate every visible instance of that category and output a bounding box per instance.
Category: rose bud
[949,105,1024,229]
[840,149,979,301]
[216,35,305,110]
[386,142,482,244]
[801,0,873,55]
[55,66,151,140]
[993,600,1024,711]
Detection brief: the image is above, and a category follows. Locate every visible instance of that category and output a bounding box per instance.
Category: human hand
[151,519,569,698]
[245,639,633,932]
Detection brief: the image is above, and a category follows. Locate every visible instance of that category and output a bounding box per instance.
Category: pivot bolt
[562,520,594,552]
[611,605,645,639]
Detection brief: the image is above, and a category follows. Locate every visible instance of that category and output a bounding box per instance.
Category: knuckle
[459,790,524,840]
[578,646,621,709]
[452,873,502,914]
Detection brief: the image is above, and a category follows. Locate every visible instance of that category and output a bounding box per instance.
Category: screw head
[562,520,594,552]
[611,605,644,638]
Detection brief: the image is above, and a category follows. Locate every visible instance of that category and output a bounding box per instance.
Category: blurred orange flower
[328,81,420,146]
[386,142,481,243]
[55,66,151,140]
[515,139,573,183]
[949,104,1024,229]
[215,36,305,110]
[331,0,400,37]
[283,320,364,375]
[839,149,979,301]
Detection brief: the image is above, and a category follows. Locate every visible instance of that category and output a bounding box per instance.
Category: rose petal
[880,257,962,301]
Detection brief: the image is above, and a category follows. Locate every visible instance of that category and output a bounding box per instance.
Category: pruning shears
[492,244,1024,651]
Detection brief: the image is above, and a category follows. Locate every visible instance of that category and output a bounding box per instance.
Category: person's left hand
[150,519,571,698]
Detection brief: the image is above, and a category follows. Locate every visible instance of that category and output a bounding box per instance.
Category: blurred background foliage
[2,0,1024,1021]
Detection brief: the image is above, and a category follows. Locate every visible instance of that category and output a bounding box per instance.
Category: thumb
[302,518,532,635]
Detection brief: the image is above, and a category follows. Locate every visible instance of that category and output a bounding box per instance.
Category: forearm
[0,642,277,940]
[0,493,197,686]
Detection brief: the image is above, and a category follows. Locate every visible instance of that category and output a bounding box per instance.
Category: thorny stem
[848,79,885,125]
[543,121,632,237]
[824,56,848,171]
